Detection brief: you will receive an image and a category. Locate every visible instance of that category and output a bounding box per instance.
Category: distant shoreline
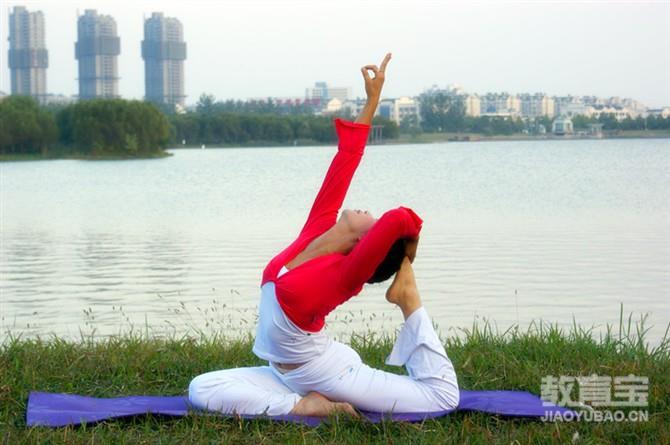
[0,151,172,162]
[393,129,670,144]
[2,130,669,161]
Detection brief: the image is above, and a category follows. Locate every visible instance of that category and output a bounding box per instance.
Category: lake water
[1,138,669,344]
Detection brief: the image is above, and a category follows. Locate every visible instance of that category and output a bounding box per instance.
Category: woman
[189,54,459,416]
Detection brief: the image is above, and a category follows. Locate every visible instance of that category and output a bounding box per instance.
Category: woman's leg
[189,365,357,416]
[188,366,300,416]
[279,257,459,412]
[338,305,459,412]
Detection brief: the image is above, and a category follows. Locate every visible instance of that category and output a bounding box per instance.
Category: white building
[519,93,555,118]
[340,99,377,119]
[555,95,641,120]
[379,96,420,125]
[463,94,481,117]
[306,82,350,103]
[646,107,670,118]
[552,117,574,135]
[324,98,343,114]
[558,102,596,118]
[480,93,521,117]
[590,105,632,121]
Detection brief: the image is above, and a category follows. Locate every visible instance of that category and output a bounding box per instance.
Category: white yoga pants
[188,307,460,415]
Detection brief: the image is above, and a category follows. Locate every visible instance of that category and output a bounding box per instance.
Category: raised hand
[360,53,392,101]
[355,53,392,124]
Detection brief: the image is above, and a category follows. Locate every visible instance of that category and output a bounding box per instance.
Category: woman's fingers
[380,53,392,73]
[360,67,370,81]
[363,64,379,75]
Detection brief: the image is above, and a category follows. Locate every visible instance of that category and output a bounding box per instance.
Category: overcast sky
[1,0,669,107]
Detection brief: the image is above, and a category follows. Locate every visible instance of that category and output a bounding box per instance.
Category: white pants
[189,307,459,415]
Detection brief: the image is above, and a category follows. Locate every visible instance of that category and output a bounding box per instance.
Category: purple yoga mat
[27,390,573,427]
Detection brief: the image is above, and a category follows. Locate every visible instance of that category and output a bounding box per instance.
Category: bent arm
[337,206,423,293]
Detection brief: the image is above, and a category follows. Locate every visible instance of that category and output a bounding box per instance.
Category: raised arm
[299,53,392,236]
[299,119,370,235]
[337,206,423,294]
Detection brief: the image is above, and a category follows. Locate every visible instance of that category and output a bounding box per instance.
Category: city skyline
[1,1,669,107]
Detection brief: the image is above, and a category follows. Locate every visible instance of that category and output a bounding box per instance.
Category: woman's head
[336,208,408,283]
[339,208,376,238]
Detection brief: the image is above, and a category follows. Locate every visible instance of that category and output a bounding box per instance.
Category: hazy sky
[1,0,669,107]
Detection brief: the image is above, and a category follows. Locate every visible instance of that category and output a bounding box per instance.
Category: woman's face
[340,209,376,238]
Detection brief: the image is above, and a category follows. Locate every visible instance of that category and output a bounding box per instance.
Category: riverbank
[2,317,667,444]
[394,129,670,144]
[4,129,669,162]
[0,151,172,162]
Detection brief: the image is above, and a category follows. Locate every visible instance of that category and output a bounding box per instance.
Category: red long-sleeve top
[261,118,423,332]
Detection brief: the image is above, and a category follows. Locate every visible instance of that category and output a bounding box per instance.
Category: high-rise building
[142,12,186,107]
[75,9,120,99]
[8,6,48,102]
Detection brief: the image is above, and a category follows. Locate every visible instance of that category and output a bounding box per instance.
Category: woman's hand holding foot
[405,236,419,263]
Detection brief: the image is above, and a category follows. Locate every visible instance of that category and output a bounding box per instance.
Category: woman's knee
[426,376,460,410]
[188,373,210,409]
[188,371,232,410]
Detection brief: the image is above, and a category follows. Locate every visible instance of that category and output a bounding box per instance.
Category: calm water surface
[1,138,669,343]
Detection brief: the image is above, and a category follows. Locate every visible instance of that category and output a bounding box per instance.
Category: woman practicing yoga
[188,53,460,417]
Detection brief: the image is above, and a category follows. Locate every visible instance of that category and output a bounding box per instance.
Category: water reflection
[1,139,669,343]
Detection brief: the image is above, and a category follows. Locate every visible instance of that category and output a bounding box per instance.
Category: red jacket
[261,118,423,332]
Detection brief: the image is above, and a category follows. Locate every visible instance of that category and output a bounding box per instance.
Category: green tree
[196,94,216,115]
[419,91,465,132]
[65,99,169,155]
[0,96,57,154]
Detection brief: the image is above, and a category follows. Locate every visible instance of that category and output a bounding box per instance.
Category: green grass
[1,310,668,444]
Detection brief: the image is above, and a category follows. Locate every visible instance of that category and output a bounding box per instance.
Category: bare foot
[385,256,417,304]
[290,392,358,417]
[385,256,422,319]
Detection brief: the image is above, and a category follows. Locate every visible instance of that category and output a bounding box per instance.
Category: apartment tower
[8,6,48,102]
[141,12,186,107]
[75,9,120,99]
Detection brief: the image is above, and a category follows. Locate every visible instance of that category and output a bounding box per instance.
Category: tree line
[2,94,669,157]
[0,95,399,156]
[170,94,399,146]
[569,113,670,131]
[0,96,169,157]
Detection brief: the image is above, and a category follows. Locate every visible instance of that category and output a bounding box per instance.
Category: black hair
[366,238,407,284]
